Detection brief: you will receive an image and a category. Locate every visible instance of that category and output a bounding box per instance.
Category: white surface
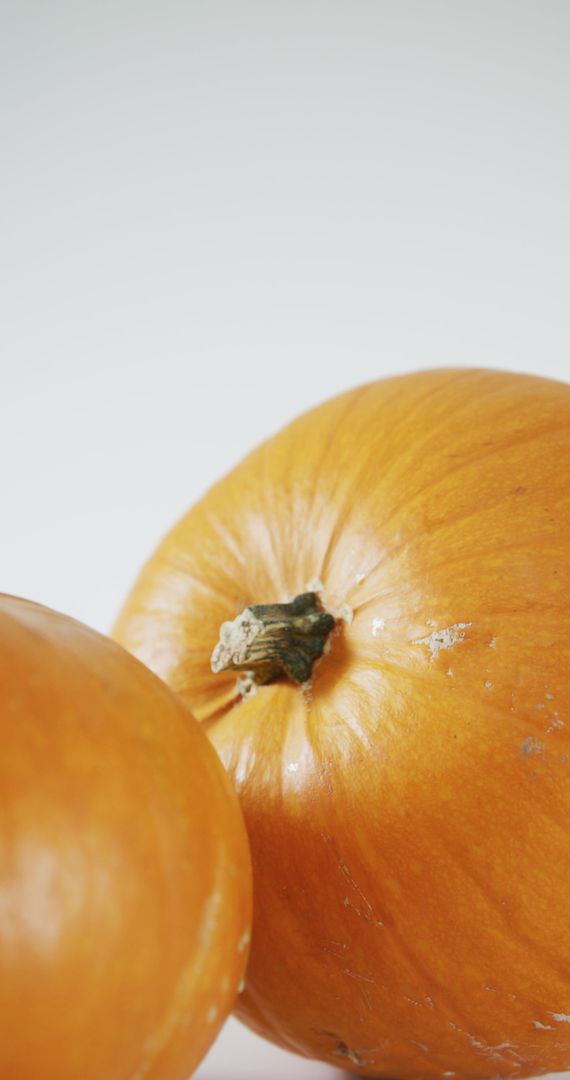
[195,1018,338,1079]
[1,2,569,1077]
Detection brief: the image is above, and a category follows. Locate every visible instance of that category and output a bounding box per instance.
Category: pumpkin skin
[0,595,251,1080]
[115,368,570,1080]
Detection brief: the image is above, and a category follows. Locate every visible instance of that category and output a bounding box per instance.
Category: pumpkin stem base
[211,592,336,686]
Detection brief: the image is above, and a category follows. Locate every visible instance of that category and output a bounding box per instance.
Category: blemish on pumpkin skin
[336,856,383,926]
[413,622,472,661]
[520,737,544,755]
[236,673,257,699]
[550,1012,570,1023]
[533,1020,554,1030]
[333,1042,379,1066]
[206,1005,219,1023]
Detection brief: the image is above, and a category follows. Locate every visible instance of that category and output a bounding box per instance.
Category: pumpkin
[0,594,251,1080]
[114,368,570,1079]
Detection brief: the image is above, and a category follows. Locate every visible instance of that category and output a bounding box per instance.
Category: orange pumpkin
[0,594,251,1080]
[115,368,570,1079]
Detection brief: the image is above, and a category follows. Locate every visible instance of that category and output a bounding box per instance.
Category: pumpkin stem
[211,592,336,686]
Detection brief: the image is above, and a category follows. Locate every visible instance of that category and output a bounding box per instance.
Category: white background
[1,2,569,1077]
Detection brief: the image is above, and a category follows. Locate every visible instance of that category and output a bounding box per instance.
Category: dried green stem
[211,592,336,685]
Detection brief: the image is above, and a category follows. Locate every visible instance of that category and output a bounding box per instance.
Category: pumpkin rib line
[380,415,570,541]
[158,549,246,611]
[350,511,570,610]
[344,420,570,597]
[438,836,570,991]
[354,570,570,622]
[333,661,569,755]
[320,371,538,585]
[312,385,383,582]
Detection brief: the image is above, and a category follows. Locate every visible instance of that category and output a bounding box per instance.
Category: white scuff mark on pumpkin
[521,737,544,755]
[413,623,472,661]
[546,715,564,733]
[485,680,493,690]
[320,938,349,956]
[238,977,246,993]
[533,1020,554,1030]
[334,1042,379,1066]
[207,1005,219,1023]
[410,1041,430,1053]
[489,637,497,648]
[237,928,251,953]
[448,1023,519,1062]
[336,856,383,925]
[447,667,453,678]
[551,1013,570,1023]
[405,996,424,1007]
[535,703,545,710]
[443,1072,456,1076]
[301,680,314,708]
[469,1035,489,1052]
[339,603,354,624]
[425,995,434,1008]
[546,692,555,701]
[287,761,299,773]
[306,577,325,594]
[213,610,263,673]
[341,966,375,985]
[372,617,386,636]
[485,985,497,992]
[236,673,257,699]
[426,618,437,627]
